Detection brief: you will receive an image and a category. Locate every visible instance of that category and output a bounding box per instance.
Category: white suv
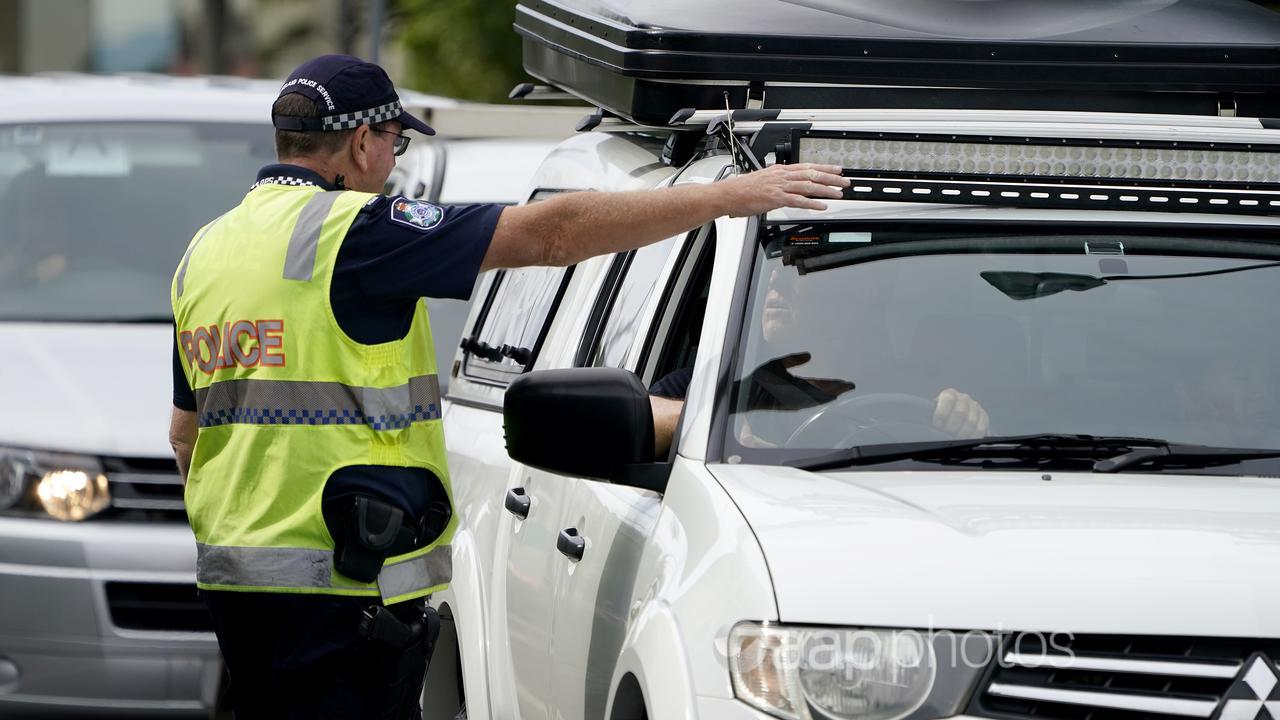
[427,1,1280,719]
[0,73,566,715]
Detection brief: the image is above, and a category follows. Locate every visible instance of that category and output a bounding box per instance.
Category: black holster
[358,601,442,720]
[332,496,420,583]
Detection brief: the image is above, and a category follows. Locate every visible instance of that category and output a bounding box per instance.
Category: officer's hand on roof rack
[717,163,848,217]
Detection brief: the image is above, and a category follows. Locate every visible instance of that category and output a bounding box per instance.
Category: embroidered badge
[390,199,444,230]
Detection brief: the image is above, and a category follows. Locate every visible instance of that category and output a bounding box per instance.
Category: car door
[548,224,713,720]
[446,252,576,719]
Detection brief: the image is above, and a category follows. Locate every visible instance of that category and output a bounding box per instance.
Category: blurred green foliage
[394,0,527,102]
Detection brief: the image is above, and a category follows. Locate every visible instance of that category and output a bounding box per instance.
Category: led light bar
[796,135,1280,185]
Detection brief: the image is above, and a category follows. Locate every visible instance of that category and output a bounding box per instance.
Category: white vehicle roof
[0,73,456,125]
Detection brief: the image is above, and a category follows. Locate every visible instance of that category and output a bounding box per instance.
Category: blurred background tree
[393,0,526,102]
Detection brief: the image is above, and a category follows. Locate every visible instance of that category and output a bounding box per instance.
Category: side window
[645,227,716,390]
[577,234,680,369]
[459,189,571,386]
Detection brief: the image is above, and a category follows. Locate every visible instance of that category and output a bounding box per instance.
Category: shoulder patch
[389,198,444,230]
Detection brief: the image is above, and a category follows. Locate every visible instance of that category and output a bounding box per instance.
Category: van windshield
[0,122,275,322]
[725,225,1280,468]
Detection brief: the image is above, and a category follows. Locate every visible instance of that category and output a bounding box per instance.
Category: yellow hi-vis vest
[170,183,453,605]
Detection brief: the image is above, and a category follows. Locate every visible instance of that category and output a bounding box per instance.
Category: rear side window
[578,234,680,369]
[459,189,571,386]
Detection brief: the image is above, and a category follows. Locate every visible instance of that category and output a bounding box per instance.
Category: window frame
[457,188,575,388]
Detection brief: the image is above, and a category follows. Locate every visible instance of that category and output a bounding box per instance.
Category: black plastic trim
[509,82,535,99]
[837,177,1280,216]
[669,108,696,124]
[751,122,811,162]
[576,110,604,132]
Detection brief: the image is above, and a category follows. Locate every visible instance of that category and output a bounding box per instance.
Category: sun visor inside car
[515,0,1280,125]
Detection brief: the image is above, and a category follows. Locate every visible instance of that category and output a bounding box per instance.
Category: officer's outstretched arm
[481,163,848,271]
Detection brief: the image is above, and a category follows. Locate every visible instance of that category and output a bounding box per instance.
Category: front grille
[102,456,186,521]
[970,634,1280,720]
[105,582,211,633]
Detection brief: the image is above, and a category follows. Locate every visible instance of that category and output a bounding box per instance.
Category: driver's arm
[651,396,683,458]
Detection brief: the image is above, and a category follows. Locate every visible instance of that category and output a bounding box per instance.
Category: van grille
[102,456,186,521]
[970,634,1280,720]
[105,582,211,633]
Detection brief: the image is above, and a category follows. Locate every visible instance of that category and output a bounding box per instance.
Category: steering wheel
[784,392,950,447]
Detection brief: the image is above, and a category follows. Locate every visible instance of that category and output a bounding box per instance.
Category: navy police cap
[272,54,435,136]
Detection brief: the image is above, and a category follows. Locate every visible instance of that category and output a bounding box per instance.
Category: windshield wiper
[791,433,1280,473]
[790,433,1172,472]
[1093,445,1280,473]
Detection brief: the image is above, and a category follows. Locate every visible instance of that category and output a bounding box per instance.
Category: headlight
[730,624,937,720]
[0,447,110,521]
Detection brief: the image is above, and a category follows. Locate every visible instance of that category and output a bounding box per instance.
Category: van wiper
[791,433,1280,473]
[791,433,1172,472]
[1093,445,1280,473]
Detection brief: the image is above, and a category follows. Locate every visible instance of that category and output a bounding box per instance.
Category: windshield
[0,122,275,322]
[725,225,1280,467]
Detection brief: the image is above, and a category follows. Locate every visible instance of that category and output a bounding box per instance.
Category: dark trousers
[202,590,430,720]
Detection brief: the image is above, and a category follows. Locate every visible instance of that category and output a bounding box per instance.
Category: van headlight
[0,447,110,521]
[729,624,938,720]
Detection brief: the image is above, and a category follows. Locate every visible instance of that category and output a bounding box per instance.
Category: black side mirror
[504,368,669,492]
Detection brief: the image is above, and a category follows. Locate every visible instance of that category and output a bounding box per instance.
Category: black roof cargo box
[514,0,1280,124]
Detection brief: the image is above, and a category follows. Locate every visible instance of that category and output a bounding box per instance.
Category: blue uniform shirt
[173,164,502,517]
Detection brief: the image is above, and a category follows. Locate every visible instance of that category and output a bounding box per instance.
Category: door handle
[504,487,530,519]
[557,528,585,562]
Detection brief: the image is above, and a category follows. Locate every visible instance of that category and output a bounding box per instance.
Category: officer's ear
[349,124,374,173]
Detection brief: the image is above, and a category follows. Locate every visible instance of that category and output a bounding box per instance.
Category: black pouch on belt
[333,495,416,583]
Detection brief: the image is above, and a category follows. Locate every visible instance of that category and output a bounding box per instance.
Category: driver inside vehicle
[648,259,990,456]
[1174,354,1280,448]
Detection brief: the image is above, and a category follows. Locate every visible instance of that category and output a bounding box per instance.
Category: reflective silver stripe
[197,543,333,589]
[175,215,224,297]
[197,542,450,597]
[284,191,342,281]
[194,374,442,431]
[378,545,452,602]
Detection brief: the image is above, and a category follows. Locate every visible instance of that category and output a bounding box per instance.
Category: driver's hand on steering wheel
[932,389,989,438]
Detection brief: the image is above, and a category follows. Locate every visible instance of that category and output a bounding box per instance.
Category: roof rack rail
[670,108,1278,132]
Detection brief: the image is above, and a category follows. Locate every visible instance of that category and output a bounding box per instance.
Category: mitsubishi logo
[1219,655,1280,720]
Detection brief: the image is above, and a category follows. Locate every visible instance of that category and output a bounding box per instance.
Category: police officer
[168,54,848,718]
